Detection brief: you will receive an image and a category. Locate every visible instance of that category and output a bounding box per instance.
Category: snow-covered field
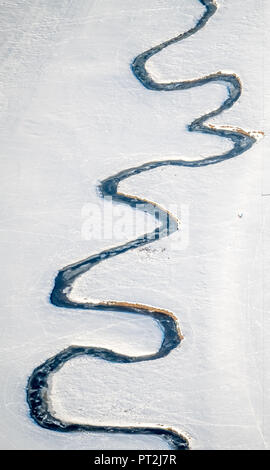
[0,0,269,450]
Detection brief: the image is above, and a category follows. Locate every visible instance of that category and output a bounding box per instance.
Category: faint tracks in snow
[27,0,261,449]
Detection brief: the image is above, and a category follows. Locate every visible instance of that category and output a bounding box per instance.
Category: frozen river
[0,0,269,449]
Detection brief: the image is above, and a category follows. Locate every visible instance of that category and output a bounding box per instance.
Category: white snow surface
[0,0,269,450]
